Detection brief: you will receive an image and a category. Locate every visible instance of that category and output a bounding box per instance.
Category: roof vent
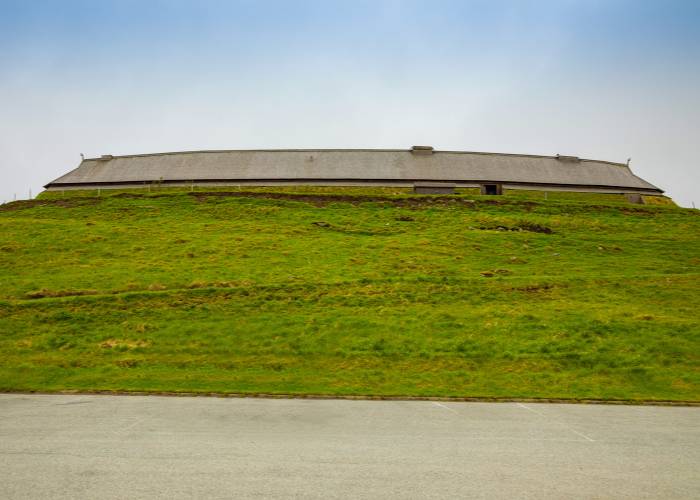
[411,145,434,155]
[98,155,114,161]
[555,154,580,162]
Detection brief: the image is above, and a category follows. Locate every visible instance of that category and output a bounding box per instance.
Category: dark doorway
[481,184,502,195]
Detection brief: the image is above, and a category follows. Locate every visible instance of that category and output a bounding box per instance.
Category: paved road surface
[0,394,698,499]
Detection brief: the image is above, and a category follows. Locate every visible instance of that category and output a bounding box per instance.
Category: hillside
[1,187,698,402]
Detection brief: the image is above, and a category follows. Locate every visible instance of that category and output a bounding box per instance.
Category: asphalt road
[0,394,698,499]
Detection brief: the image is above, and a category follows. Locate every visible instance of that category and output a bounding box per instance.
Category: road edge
[2,389,698,406]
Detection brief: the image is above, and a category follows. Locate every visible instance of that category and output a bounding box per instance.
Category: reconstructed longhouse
[45,147,662,196]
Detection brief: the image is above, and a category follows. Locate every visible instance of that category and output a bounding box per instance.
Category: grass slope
[0,188,698,401]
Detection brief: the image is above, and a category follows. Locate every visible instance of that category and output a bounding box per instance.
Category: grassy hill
[1,187,698,402]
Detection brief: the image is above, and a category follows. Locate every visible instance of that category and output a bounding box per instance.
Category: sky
[1,0,698,206]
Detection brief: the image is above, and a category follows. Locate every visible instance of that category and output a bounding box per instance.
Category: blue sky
[1,0,698,205]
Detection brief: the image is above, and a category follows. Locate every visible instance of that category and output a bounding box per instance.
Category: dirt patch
[517,222,552,233]
[100,339,151,349]
[311,221,399,236]
[189,191,486,208]
[25,288,98,299]
[509,283,556,293]
[480,269,512,277]
[0,198,99,212]
[477,222,552,234]
[115,359,140,368]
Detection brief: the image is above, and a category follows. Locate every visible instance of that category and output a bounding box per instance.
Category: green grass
[0,188,698,401]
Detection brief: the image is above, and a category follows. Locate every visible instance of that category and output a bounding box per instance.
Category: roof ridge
[83,148,628,167]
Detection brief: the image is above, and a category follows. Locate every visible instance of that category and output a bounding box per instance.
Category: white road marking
[517,402,596,442]
[516,402,545,415]
[113,417,148,435]
[432,401,459,413]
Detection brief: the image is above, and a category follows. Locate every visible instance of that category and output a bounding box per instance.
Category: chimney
[555,154,580,163]
[411,145,434,156]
